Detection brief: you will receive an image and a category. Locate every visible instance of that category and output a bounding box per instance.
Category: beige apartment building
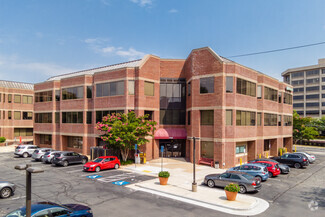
[282,58,325,118]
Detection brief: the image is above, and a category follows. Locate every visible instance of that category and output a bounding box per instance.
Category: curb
[134,184,258,211]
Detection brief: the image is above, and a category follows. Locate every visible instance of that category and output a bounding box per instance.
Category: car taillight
[47,155,50,157]
[303,158,307,162]
[252,182,256,186]
[262,172,265,174]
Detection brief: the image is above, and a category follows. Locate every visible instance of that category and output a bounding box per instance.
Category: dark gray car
[52,151,88,167]
[204,171,261,193]
[0,181,16,199]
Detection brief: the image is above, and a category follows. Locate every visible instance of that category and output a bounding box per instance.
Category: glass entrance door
[159,139,185,158]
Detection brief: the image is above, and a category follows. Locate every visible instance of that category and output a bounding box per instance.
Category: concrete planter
[225,190,238,201]
[159,177,169,185]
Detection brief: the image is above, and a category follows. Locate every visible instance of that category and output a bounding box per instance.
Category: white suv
[14,145,39,158]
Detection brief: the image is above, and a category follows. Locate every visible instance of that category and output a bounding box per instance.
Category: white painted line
[56,165,83,169]
[66,169,83,173]
[97,173,135,183]
[80,169,119,177]
[10,196,26,200]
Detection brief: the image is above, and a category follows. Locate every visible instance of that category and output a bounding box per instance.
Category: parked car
[271,153,309,168]
[227,163,269,182]
[32,148,53,161]
[83,156,120,172]
[295,152,316,163]
[249,158,290,174]
[14,145,38,158]
[52,151,88,167]
[249,160,281,177]
[0,181,16,199]
[42,151,62,164]
[5,201,93,217]
[204,171,261,193]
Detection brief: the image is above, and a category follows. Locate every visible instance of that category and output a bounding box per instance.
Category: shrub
[0,137,6,143]
[224,183,240,192]
[158,171,170,178]
[120,159,133,165]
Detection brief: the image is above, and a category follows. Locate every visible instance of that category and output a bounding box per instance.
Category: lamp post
[187,136,200,192]
[15,164,44,217]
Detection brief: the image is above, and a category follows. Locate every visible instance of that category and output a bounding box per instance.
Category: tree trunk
[121,148,129,162]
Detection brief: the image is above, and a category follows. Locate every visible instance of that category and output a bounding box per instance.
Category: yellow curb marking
[143,170,152,173]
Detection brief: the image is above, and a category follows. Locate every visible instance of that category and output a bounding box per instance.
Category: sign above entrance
[154,128,187,139]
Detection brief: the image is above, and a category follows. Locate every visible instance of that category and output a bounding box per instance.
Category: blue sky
[0,0,325,83]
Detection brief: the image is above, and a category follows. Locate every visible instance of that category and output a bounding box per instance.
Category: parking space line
[10,196,26,200]
[80,170,119,177]
[56,165,83,169]
[66,169,83,173]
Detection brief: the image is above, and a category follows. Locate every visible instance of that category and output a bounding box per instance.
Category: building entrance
[159,139,186,158]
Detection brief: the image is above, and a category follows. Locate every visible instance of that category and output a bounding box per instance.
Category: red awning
[154,128,187,139]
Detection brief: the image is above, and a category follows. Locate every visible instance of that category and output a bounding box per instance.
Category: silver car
[14,145,38,158]
[32,148,53,161]
[295,152,316,163]
[0,181,16,199]
[42,151,61,164]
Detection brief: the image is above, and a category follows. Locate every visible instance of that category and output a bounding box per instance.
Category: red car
[250,160,281,177]
[83,156,120,172]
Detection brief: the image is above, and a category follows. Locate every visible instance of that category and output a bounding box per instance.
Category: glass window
[67,136,83,149]
[62,112,83,124]
[144,110,153,120]
[226,77,233,93]
[306,86,319,92]
[306,94,319,99]
[160,109,185,125]
[35,91,52,102]
[264,113,277,126]
[278,115,281,126]
[200,141,214,159]
[200,77,214,94]
[278,92,282,103]
[200,110,214,125]
[144,81,154,96]
[293,87,304,93]
[283,92,292,104]
[264,86,278,102]
[306,69,319,77]
[188,82,191,96]
[33,209,50,217]
[14,128,33,137]
[306,78,319,84]
[55,112,60,123]
[293,103,304,108]
[257,113,261,126]
[8,94,12,103]
[128,80,135,95]
[236,143,246,154]
[291,80,304,85]
[264,140,270,151]
[96,110,124,123]
[8,111,12,119]
[236,110,255,126]
[87,111,92,124]
[292,71,304,78]
[35,113,52,123]
[55,90,60,101]
[236,78,256,97]
[257,86,262,99]
[188,111,191,125]
[306,110,319,115]
[87,86,92,98]
[14,95,21,103]
[226,110,232,126]
[14,111,21,120]
[96,81,124,97]
[50,207,70,216]
[306,102,319,107]
[62,86,84,100]
[283,115,293,126]
[40,134,52,145]
[230,174,241,180]
[293,95,304,100]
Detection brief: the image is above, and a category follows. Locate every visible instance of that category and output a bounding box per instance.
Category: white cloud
[116,48,145,59]
[130,0,153,7]
[168,8,178,13]
[101,46,116,53]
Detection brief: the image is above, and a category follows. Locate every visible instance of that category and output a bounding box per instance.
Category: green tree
[95,111,157,161]
[310,116,325,135]
[293,110,318,144]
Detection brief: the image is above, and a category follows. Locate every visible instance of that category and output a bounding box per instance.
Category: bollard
[280,149,282,156]
[266,152,268,158]
[294,146,296,153]
[240,158,242,165]
[259,154,261,159]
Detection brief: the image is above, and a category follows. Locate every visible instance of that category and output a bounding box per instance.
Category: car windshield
[5,209,26,217]
[92,158,103,163]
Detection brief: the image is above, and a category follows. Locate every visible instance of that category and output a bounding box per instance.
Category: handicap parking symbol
[112,180,130,186]
[86,175,103,179]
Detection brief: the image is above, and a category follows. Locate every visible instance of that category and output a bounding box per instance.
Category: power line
[226,41,325,58]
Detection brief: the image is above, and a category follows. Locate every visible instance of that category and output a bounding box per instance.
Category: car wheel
[207,179,215,188]
[255,176,262,182]
[82,158,87,164]
[95,167,101,172]
[63,161,69,167]
[114,164,119,169]
[239,185,247,194]
[294,163,301,169]
[268,172,273,178]
[0,187,12,199]
[22,152,28,158]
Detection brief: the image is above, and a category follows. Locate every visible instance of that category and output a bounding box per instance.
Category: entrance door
[159,139,185,158]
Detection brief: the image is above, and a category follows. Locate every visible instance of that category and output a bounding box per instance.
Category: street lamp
[15,164,44,217]
[187,136,200,192]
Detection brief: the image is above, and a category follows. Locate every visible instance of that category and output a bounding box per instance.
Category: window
[62,112,83,124]
[306,94,319,99]
[278,92,282,103]
[14,111,21,120]
[306,86,319,92]
[264,113,277,126]
[257,113,261,126]
[236,78,256,97]
[322,77,325,82]
[236,142,246,154]
[200,77,214,94]
[200,141,214,159]
[3,110,5,119]
[55,90,60,101]
[278,115,281,126]
[32,209,50,217]
[264,87,278,102]
[264,140,270,151]
[8,94,12,103]
[283,92,292,104]
[257,86,262,99]
[128,80,135,95]
[55,112,60,123]
[62,86,84,100]
[293,87,304,93]
[306,69,319,77]
[14,95,21,103]
[40,134,52,145]
[293,103,304,108]
[188,82,191,96]
[144,81,154,96]
[96,81,125,97]
[306,102,319,107]
[8,111,11,119]
[322,69,325,74]
[160,110,186,125]
[96,110,124,123]
[226,110,232,126]
[306,110,319,115]
[144,110,153,120]
[236,110,256,126]
[296,111,304,115]
[22,95,33,104]
[87,86,92,98]
[50,207,70,216]
[306,78,319,84]
[3,93,5,102]
[291,80,304,85]
[67,136,83,149]
[226,77,233,93]
[293,95,304,100]
[14,128,33,136]
[35,91,52,102]
[188,111,191,125]
[87,111,92,124]
[292,71,304,78]
[283,115,292,126]
[230,174,241,180]
[35,113,52,123]
[200,110,214,125]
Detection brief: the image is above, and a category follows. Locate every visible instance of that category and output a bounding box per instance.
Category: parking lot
[0,146,324,217]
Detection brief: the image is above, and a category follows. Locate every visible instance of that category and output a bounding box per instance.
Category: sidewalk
[0,144,16,153]
[123,158,269,216]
